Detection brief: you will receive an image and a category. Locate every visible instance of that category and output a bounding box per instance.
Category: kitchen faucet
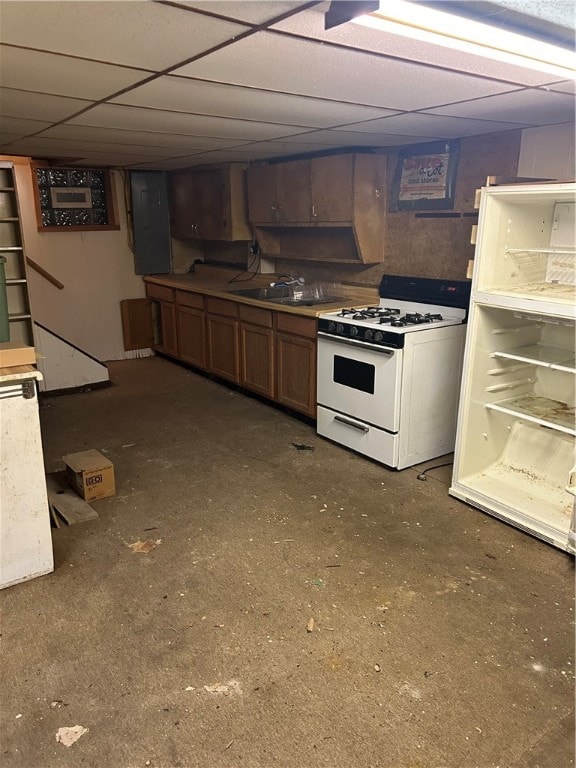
[269,275,305,288]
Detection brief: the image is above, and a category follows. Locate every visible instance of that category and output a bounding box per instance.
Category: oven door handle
[317,331,395,354]
[334,415,370,433]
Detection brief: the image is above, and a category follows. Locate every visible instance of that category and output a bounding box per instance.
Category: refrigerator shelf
[486,394,576,436]
[505,248,575,255]
[492,344,576,372]
[485,283,575,301]
[459,464,573,525]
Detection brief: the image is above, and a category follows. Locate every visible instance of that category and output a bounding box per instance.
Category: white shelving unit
[0,160,34,346]
[450,183,576,553]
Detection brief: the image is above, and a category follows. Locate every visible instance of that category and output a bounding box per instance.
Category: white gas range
[316,275,471,470]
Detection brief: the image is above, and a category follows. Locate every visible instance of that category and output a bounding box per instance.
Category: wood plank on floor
[46,471,99,525]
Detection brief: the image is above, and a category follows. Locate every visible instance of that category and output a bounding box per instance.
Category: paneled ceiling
[0,0,574,169]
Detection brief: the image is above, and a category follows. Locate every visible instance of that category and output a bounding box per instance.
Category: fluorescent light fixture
[353,0,576,79]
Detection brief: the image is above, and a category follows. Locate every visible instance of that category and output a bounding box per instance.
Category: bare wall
[25,171,146,362]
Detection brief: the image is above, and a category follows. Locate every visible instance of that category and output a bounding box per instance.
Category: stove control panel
[318,318,405,348]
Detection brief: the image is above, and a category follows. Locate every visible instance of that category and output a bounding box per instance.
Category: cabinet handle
[312,205,317,217]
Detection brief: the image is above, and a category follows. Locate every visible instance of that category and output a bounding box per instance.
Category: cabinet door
[177,305,206,368]
[311,155,353,222]
[276,333,316,417]
[195,168,226,240]
[207,314,239,383]
[247,164,278,223]
[240,322,274,398]
[156,301,178,357]
[277,160,311,223]
[169,171,202,239]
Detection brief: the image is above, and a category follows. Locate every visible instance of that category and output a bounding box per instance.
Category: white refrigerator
[0,367,54,588]
[450,182,575,552]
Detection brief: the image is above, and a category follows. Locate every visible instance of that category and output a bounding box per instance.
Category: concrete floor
[1,356,574,768]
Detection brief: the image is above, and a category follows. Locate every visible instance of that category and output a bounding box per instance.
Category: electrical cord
[416,461,453,481]
[227,251,261,284]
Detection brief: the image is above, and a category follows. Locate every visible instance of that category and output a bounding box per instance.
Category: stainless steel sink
[228,286,290,301]
[228,286,345,306]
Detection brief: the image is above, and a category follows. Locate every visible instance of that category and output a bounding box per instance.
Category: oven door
[317,333,402,432]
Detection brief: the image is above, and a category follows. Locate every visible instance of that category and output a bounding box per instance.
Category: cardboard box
[63,449,115,502]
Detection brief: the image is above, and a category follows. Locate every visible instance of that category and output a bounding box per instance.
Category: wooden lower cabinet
[239,304,275,398]
[276,333,316,417]
[206,314,240,383]
[240,322,274,397]
[177,305,206,368]
[157,301,178,357]
[176,290,206,368]
[145,283,317,416]
[275,312,316,417]
[146,283,178,357]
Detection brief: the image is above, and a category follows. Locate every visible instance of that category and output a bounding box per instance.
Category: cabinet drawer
[176,290,204,309]
[205,296,239,317]
[146,283,174,303]
[275,312,317,339]
[239,304,273,328]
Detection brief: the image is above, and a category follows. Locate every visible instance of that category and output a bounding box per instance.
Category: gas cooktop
[318,275,471,348]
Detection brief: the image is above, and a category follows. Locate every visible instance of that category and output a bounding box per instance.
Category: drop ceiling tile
[279,129,441,147]
[122,156,211,171]
[42,124,251,150]
[0,1,250,71]
[424,89,576,126]
[337,112,529,138]
[207,140,342,157]
[68,104,313,140]
[112,76,397,128]
[3,136,191,159]
[0,88,92,123]
[177,2,303,25]
[174,32,518,111]
[0,116,52,142]
[271,5,565,87]
[0,46,149,100]
[545,80,576,95]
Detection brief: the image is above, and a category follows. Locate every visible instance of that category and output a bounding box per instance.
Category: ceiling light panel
[271,4,562,86]
[111,76,397,128]
[0,1,251,71]
[0,46,149,100]
[174,32,519,110]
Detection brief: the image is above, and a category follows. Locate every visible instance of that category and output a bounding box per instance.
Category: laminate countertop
[143,265,379,317]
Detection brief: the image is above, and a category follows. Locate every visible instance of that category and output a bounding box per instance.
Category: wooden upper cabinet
[247,153,383,226]
[311,154,354,222]
[247,153,386,264]
[276,160,311,223]
[246,163,278,223]
[168,163,251,241]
